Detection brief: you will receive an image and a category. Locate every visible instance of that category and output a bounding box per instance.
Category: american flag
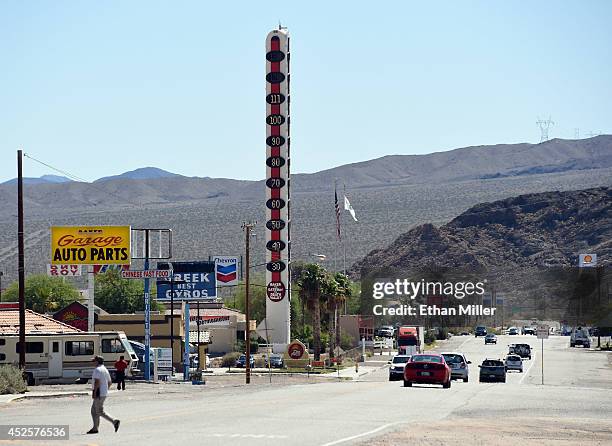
[335,186,341,240]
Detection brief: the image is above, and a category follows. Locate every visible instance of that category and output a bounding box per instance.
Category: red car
[403,353,452,388]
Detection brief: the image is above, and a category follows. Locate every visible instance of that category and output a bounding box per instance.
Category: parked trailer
[0,331,138,386]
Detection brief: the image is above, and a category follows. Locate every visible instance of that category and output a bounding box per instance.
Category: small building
[94,302,250,368]
[53,301,108,331]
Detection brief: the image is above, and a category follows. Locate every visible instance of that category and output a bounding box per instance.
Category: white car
[388,355,411,381]
[507,327,519,335]
[505,354,523,372]
[441,352,471,382]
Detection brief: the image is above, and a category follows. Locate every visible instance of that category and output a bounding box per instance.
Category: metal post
[170,266,174,372]
[17,150,26,370]
[87,265,95,331]
[184,302,190,381]
[144,231,151,381]
[245,224,251,385]
[197,300,201,371]
[0,271,3,301]
[541,337,544,385]
[242,222,255,384]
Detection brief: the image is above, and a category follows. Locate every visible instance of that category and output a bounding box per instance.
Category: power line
[23,152,142,207]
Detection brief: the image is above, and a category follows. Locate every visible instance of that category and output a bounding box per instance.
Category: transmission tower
[536,116,554,142]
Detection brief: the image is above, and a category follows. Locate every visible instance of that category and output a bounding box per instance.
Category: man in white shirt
[88,355,120,434]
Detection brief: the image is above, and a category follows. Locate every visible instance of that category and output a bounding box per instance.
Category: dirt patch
[361,417,612,446]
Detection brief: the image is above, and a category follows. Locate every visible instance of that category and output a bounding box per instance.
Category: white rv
[0,331,138,385]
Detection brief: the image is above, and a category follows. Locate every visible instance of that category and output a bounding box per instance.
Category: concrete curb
[0,391,89,404]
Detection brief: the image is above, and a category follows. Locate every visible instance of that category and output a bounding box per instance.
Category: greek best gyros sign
[51,226,131,265]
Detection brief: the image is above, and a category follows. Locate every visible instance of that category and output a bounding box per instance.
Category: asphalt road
[1,335,610,446]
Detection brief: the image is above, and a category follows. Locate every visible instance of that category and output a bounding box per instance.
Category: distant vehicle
[264,354,284,368]
[484,334,497,344]
[474,326,487,337]
[505,354,523,372]
[521,326,536,335]
[376,326,395,338]
[570,327,590,348]
[479,359,506,383]
[441,352,471,382]
[397,326,424,355]
[589,327,599,337]
[235,354,255,368]
[388,354,411,381]
[460,330,471,336]
[403,354,451,388]
[128,340,155,377]
[190,353,211,370]
[507,327,519,335]
[509,343,532,360]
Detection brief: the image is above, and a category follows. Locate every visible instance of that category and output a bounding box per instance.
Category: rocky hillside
[353,187,611,276]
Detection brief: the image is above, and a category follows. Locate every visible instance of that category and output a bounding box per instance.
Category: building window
[0,353,6,361]
[0,338,5,346]
[65,341,94,356]
[15,342,44,354]
[102,339,125,354]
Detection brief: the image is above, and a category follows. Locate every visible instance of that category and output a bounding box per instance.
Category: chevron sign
[213,256,239,287]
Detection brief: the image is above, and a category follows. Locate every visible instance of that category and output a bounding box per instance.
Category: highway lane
[1,334,610,445]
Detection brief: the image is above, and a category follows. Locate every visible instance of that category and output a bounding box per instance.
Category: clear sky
[1,1,611,182]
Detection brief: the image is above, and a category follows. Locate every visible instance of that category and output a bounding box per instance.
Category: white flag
[344,196,358,222]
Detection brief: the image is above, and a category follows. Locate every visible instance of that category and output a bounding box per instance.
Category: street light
[0,271,3,301]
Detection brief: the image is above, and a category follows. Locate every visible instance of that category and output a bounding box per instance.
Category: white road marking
[209,433,288,439]
[519,351,538,385]
[320,422,402,446]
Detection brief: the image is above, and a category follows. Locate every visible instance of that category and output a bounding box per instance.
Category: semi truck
[397,326,425,355]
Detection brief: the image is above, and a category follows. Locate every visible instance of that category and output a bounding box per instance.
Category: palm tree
[321,275,338,361]
[297,263,327,361]
[333,273,352,350]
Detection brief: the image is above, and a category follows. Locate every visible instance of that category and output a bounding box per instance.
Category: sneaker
[114,420,120,432]
[87,429,98,434]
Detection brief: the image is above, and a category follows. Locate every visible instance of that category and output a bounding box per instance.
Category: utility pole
[242,221,256,384]
[17,150,26,370]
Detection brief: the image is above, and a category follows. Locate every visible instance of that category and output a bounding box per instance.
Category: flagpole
[334,179,338,272]
[343,183,347,276]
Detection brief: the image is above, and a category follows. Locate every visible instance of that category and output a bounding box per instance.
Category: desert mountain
[0,136,610,285]
[352,187,611,276]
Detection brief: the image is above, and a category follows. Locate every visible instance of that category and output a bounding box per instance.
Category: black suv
[509,343,532,360]
[479,359,506,383]
[475,326,487,337]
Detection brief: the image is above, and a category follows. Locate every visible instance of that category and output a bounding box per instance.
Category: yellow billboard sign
[51,226,131,265]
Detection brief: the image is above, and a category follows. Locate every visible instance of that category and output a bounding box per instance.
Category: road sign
[121,270,171,279]
[579,253,597,267]
[537,325,550,339]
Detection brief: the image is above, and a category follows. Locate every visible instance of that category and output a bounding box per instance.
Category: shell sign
[51,226,131,265]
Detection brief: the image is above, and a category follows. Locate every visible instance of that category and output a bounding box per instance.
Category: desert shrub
[0,365,27,395]
[424,330,436,345]
[221,352,241,368]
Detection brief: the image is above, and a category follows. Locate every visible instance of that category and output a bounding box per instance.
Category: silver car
[388,354,411,381]
[505,354,523,372]
[441,352,471,382]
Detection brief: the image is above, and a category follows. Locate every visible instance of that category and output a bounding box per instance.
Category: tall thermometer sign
[265,28,291,345]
